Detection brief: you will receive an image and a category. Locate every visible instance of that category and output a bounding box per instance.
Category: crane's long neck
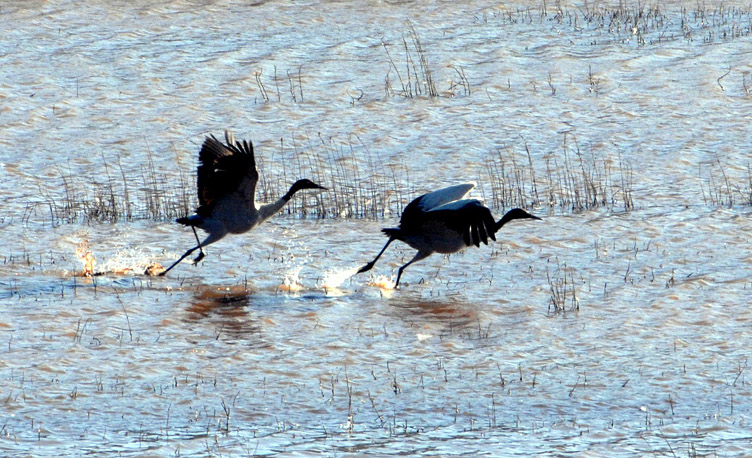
[257,196,290,223]
[494,208,539,232]
[257,182,302,223]
[494,211,517,232]
[282,184,302,201]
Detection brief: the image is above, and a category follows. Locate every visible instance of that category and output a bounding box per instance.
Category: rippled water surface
[2,0,752,456]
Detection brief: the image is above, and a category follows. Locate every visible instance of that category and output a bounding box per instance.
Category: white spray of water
[367,274,396,290]
[99,248,159,275]
[321,266,359,290]
[279,266,304,292]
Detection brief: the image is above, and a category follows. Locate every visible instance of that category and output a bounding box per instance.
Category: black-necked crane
[159,131,326,276]
[357,183,540,287]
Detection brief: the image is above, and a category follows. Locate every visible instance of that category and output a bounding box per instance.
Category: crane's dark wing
[196,131,258,216]
[426,200,497,248]
[399,193,428,227]
[400,183,475,227]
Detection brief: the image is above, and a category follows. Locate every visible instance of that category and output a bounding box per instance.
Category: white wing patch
[417,183,475,211]
[428,199,480,212]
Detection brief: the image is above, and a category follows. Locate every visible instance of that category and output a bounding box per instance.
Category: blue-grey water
[2,1,752,456]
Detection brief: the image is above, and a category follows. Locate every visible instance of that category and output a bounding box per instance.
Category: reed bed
[253,134,415,219]
[484,3,752,46]
[481,137,635,213]
[25,148,194,226]
[23,134,643,226]
[699,157,752,207]
[24,136,416,226]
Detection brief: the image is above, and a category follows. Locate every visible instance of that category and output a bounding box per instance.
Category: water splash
[278,266,304,292]
[75,239,96,277]
[321,267,359,290]
[72,235,164,276]
[367,274,396,290]
[98,247,162,276]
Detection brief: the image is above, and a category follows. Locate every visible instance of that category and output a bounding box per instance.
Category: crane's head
[497,208,541,229]
[284,179,328,200]
[294,178,327,191]
[506,208,541,220]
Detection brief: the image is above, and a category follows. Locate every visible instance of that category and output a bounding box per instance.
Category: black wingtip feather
[478,223,489,245]
[471,224,480,247]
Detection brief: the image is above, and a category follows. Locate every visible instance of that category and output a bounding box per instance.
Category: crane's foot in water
[357,261,375,274]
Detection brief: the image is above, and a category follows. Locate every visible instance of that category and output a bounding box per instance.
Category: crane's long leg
[394,251,431,288]
[159,245,201,276]
[159,226,219,276]
[190,226,205,264]
[357,238,394,274]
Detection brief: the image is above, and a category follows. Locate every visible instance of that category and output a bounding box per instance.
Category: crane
[160,131,326,276]
[357,183,540,287]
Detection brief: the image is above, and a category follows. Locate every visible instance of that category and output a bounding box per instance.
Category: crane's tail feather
[381,227,400,238]
[176,215,202,227]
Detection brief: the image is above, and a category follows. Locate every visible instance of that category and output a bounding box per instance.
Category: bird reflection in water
[184,285,262,340]
[387,295,481,340]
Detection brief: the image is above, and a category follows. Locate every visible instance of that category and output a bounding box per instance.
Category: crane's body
[160,131,325,276]
[357,183,540,287]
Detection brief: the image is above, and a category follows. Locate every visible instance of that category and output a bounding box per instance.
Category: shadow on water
[385,294,482,338]
[183,285,265,343]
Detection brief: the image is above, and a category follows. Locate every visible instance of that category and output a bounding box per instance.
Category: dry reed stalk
[482,138,635,213]
[697,154,752,207]
[382,22,439,98]
[546,261,579,314]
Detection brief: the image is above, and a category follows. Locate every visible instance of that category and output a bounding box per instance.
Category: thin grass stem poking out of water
[482,135,635,213]
[383,21,439,98]
[698,155,752,207]
[546,260,580,315]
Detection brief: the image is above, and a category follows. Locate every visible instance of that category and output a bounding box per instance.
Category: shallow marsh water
[2,0,752,456]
